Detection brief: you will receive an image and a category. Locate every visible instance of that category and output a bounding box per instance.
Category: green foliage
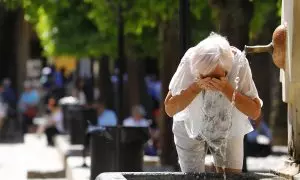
[2,0,105,58]
[0,0,21,9]
[277,0,282,17]
[33,0,103,57]
[2,0,282,60]
[189,0,215,45]
[249,0,281,41]
[85,0,180,59]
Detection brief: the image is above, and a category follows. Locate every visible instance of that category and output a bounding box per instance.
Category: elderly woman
[164,33,262,173]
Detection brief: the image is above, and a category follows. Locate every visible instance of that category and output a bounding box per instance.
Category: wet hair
[189,32,233,77]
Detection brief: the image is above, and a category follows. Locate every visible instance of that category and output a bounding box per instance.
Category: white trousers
[173,121,244,172]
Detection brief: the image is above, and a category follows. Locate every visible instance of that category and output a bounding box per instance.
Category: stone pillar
[281,0,300,161]
[275,0,300,178]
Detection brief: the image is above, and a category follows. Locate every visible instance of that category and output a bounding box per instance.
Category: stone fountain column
[276,0,300,178]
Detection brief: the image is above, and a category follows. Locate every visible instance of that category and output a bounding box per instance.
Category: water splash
[186,49,247,179]
[201,50,246,179]
[220,50,245,179]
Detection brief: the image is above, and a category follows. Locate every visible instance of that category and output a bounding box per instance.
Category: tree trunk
[98,55,114,110]
[210,0,254,50]
[126,54,153,119]
[137,60,153,119]
[0,5,19,92]
[159,19,180,166]
[126,58,140,116]
[15,9,30,96]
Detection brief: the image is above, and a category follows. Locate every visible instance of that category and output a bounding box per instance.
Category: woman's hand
[195,77,215,91]
[209,77,234,95]
[209,77,261,120]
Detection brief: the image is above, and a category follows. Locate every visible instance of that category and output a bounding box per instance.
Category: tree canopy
[1,0,282,58]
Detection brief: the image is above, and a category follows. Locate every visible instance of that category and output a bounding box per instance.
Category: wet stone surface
[97,172,283,180]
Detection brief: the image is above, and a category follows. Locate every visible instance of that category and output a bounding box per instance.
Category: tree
[86,0,180,165]
[3,0,106,58]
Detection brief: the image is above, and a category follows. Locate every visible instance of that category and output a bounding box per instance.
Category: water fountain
[244,0,300,179]
[96,0,299,179]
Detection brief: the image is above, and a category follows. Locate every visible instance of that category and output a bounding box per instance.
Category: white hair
[132,105,146,117]
[188,32,233,77]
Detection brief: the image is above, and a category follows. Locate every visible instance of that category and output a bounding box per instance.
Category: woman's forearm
[164,82,201,117]
[223,87,261,120]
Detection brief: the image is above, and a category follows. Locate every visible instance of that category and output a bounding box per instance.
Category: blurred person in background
[2,78,16,109]
[51,65,66,100]
[18,81,40,133]
[0,84,8,130]
[38,97,63,146]
[145,109,161,156]
[96,99,117,127]
[72,78,87,105]
[242,114,272,172]
[123,105,149,127]
[40,66,55,110]
[59,67,68,85]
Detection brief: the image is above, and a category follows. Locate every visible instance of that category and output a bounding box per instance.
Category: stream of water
[203,50,246,179]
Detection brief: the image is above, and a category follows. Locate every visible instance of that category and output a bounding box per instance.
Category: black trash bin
[90,127,118,180]
[61,104,71,133]
[90,126,149,180]
[119,127,149,172]
[68,104,86,145]
[59,97,80,134]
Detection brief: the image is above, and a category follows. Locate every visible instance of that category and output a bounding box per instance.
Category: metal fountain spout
[243,24,287,70]
[244,42,273,55]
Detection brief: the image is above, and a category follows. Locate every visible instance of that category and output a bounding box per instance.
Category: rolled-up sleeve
[169,60,194,96]
[169,47,196,96]
[238,60,263,107]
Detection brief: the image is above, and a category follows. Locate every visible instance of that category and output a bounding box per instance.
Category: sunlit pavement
[0,144,27,180]
[0,135,289,180]
[205,146,289,172]
[0,135,64,180]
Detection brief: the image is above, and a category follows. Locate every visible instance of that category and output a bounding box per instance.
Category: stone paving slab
[0,134,65,179]
[24,134,65,178]
[54,135,85,173]
[66,156,90,180]
[54,135,85,157]
[0,143,28,180]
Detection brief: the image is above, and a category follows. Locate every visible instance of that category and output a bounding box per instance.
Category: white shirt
[123,117,149,127]
[169,47,262,139]
[78,91,86,105]
[52,110,64,133]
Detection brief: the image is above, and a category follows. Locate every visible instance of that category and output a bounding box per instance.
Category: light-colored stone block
[66,156,90,180]
[24,134,65,178]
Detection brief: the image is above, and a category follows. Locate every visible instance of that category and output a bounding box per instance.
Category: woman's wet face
[201,64,227,79]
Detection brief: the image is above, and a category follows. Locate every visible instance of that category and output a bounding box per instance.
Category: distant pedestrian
[96,99,118,127]
[123,105,149,127]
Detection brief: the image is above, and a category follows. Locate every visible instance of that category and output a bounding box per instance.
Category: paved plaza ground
[0,134,289,180]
